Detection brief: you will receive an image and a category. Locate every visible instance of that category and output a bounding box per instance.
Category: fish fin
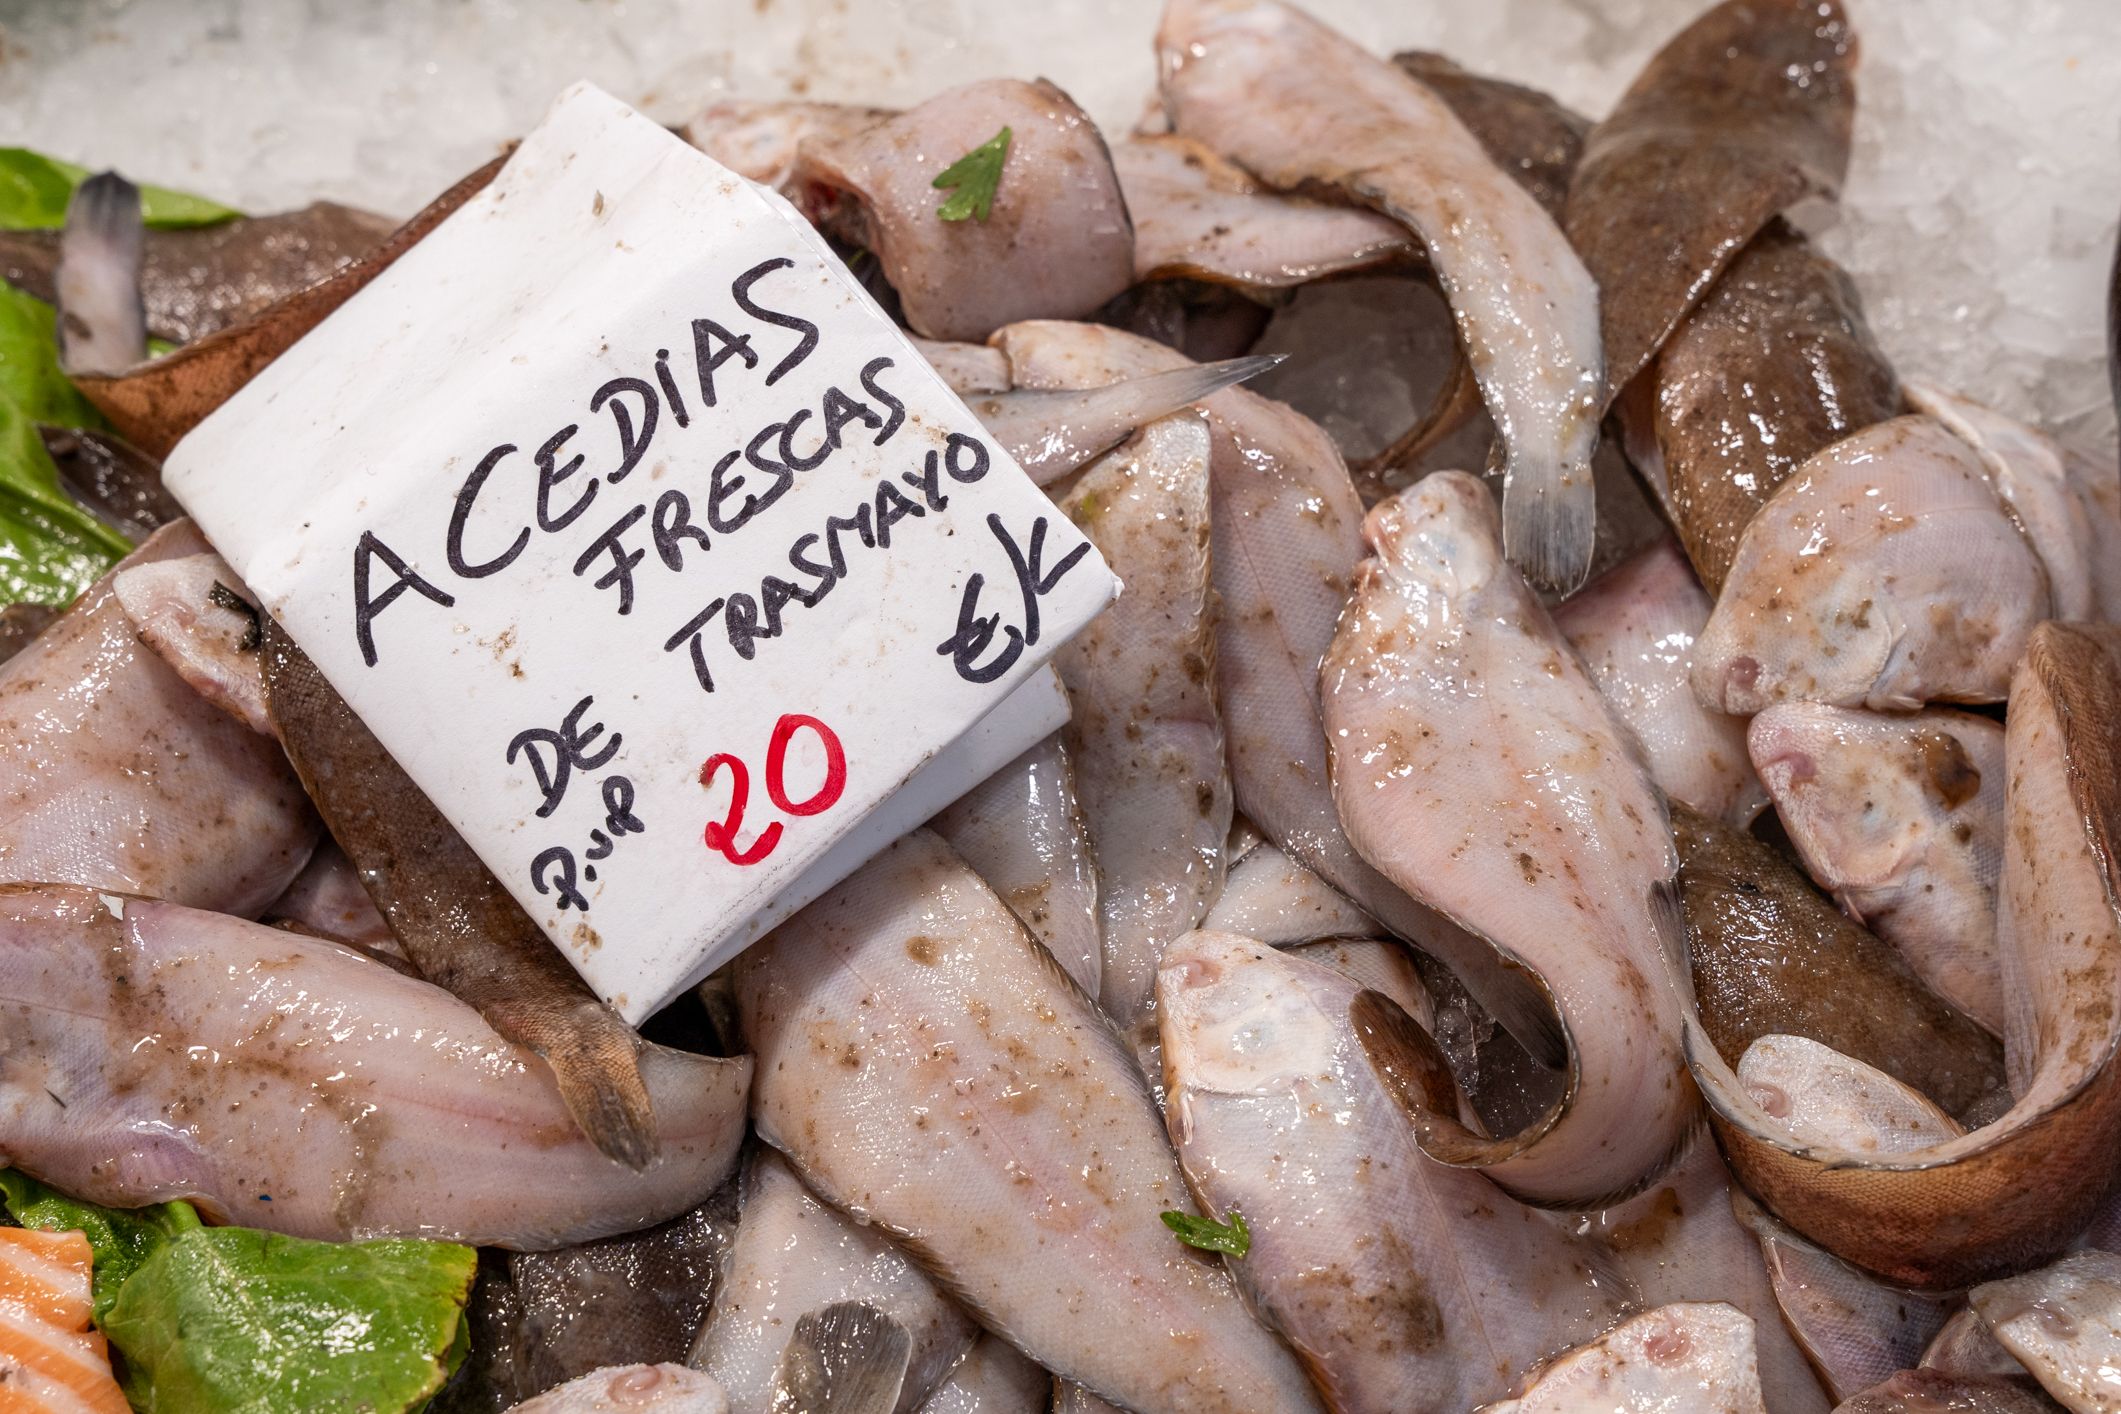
[1471,963,1569,1071]
[1576,1229,1644,1314]
[57,172,146,376]
[769,1301,911,1414]
[260,615,663,1170]
[1647,877,1695,999]
[1125,352,1285,409]
[1499,428,1597,595]
[538,1000,660,1171]
[1003,355,1283,486]
[1350,987,1508,1164]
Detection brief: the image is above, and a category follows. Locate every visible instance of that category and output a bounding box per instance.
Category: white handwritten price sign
[165,83,1119,1021]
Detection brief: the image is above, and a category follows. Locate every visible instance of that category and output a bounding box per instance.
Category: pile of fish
[6,0,2121,1410]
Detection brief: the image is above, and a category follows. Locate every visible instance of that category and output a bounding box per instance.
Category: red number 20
[700,714,848,867]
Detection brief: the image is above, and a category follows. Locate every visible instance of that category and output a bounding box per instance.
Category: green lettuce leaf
[0,284,134,603]
[0,1170,201,1322]
[103,1228,476,1414]
[0,147,240,231]
[0,281,108,429]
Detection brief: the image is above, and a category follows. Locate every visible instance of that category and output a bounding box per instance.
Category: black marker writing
[936,514,1092,685]
[507,695,622,818]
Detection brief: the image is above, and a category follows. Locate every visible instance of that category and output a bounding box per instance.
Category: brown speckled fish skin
[1581,1134,1831,1413]
[76,154,504,458]
[1114,134,1418,290]
[0,886,748,1247]
[1679,624,2121,1290]
[1160,933,1626,1412]
[1671,805,2004,1122]
[1325,473,1696,1208]
[1,202,395,348]
[1566,0,1858,399]
[1159,0,1604,593]
[1652,224,1903,592]
[39,427,180,542]
[1362,55,1587,476]
[990,320,1566,1068]
[1392,52,1588,222]
[1479,1302,1770,1413]
[1749,705,2007,1033]
[258,615,663,1170]
[691,1146,974,1414]
[1055,415,1228,1065]
[736,830,1323,1414]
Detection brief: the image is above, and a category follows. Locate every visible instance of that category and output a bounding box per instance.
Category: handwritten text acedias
[350,255,1023,694]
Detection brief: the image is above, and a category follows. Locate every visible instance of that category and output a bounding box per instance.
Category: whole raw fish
[1159,931,1625,1410]
[1323,472,1695,1206]
[1553,537,1765,825]
[261,618,667,1170]
[1694,417,2048,713]
[1158,0,1603,591]
[736,831,1322,1414]
[1054,415,1230,1062]
[0,520,316,916]
[0,886,748,1248]
[690,1148,975,1414]
[1750,705,2007,1031]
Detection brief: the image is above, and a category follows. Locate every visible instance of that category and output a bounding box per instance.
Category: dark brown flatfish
[1,202,396,347]
[77,154,505,458]
[508,1196,732,1398]
[1672,804,2003,1121]
[39,427,180,542]
[1566,0,1859,398]
[1679,625,2121,1289]
[433,1180,738,1413]
[257,615,659,1169]
[1650,222,1901,592]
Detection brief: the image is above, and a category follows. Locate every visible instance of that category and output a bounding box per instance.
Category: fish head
[1362,469,1503,604]
[1693,550,1903,715]
[1735,1033,1963,1159]
[1750,704,1998,894]
[1156,929,1347,1100]
[1748,704,1916,890]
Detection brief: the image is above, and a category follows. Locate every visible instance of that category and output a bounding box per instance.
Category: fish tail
[1123,352,1284,413]
[536,1000,660,1170]
[1500,439,1597,595]
[771,1301,912,1414]
[57,172,146,376]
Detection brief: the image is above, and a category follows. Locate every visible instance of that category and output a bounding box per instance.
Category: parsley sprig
[933,126,1012,223]
[1162,1208,1250,1257]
